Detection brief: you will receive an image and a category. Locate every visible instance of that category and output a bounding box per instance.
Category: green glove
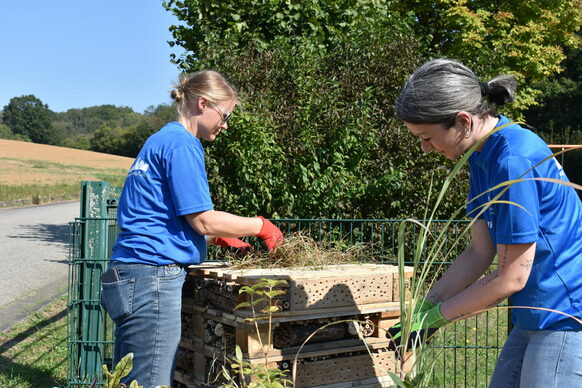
[387,303,449,350]
[388,298,434,336]
[413,298,435,314]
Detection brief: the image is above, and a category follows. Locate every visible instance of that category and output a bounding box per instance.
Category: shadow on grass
[0,308,68,387]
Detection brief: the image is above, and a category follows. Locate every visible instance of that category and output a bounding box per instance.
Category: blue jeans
[100,262,187,388]
[489,327,582,387]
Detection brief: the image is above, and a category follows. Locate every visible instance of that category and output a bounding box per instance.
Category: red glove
[256,216,284,251]
[214,237,252,255]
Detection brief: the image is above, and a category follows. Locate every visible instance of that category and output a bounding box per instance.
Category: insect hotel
[174,263,414,387]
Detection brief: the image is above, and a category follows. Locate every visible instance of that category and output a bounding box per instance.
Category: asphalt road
[0,200,80,332]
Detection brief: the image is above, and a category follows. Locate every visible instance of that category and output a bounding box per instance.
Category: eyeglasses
[209,102,232,125]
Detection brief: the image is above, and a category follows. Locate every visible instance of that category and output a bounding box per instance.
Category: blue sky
[0,1,183,113]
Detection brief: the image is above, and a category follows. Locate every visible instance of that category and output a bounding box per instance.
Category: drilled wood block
[294,351,395,387]
[186,264,413,312]
[392,271,413,302]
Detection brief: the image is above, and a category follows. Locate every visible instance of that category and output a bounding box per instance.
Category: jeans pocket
[158,265,185,281]
[100,276,135,322]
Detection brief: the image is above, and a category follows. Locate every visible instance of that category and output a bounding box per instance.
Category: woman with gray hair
[388,58,582,387]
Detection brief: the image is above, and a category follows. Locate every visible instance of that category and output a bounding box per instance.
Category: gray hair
[395,58,517,125]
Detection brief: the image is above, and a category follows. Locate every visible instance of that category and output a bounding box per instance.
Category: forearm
[440,242,536,322]
[426,247,492,305]
[439,269,512,321]
[185,210,262,237]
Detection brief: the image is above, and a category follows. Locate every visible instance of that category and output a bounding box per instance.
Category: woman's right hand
[256,216,284,251]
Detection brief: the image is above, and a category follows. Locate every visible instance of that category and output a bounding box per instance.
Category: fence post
[76,181,111,382]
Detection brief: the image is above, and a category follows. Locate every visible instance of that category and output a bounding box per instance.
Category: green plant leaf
[239,286,254,294]
[114,352,134,379]
[264,290,286,298]
[235,301,252,309]
[261,305,280,314]
[235,344,243,361]
[251,297,268,306]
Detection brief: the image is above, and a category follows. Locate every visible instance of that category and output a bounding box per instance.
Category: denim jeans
[100,262,187,388]
[489,327,582,387]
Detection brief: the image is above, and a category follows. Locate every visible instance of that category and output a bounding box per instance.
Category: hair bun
[171,88,183,102]
[479,82,489,97]
[484,75,517,105]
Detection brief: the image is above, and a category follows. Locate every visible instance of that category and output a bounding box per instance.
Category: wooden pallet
[176,263,413,387]
[188,263,413,312]
[175,345,413,388]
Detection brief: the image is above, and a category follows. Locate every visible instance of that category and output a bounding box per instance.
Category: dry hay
[227,232,376,270]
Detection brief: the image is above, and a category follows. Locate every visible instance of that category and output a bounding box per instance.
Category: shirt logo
[553,158,566,177]
[128,158,149,176]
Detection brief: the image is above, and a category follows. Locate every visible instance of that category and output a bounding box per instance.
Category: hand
[214,237,252,256]
[386,303,449,351]
[413,298,435,314]
[256,216,284,251]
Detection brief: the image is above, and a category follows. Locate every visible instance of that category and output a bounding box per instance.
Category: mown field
[0,139,133,207]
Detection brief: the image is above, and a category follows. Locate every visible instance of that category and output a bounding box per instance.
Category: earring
[464,128,471,138]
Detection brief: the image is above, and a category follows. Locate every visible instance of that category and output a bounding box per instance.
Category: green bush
[195,25,469,219]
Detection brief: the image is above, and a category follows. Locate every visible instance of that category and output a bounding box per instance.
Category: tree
[122,120,158,157]
[143,104,176,123]
[524,30,582,138]
[163,0,392,69]
[160,0,581,219]
[90,124,126,155]
[0,123,16,140]
[523,31,582,186]
[174,23,465,219]
[165,0,581,113]
[54,104,139,136]
[390,0,581,113]
[2,95,62,144]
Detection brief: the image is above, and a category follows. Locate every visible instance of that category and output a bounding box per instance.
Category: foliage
[524,29,582,137]
[217,278,291,387]
[90,124,126,155]
[51,103,176,155]
[61,133,92,150]
[390,0,582,115]
[94,352,171,388]
[523,30,582,185]
[221,345,291,388]
[198,26,468,219]
[160,0,581,220]
[54,104,140,136]
[2,95,63,144]
[0,296,68,388]
[86,106,174,157]
[0,123,16,140]
[96,353,142,388]
[163,0,391,69]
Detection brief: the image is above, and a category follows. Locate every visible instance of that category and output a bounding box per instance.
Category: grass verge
[0,295,68,388]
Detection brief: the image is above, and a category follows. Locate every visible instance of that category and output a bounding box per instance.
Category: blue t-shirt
[111,122,214,266]
[468,115,582,330]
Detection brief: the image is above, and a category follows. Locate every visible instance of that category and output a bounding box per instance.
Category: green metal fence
[67,181,507,387]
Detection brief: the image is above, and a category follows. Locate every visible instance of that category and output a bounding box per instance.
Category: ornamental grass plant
[389,123,582,387]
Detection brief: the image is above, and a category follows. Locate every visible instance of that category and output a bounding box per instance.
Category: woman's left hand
[213,236,252,255]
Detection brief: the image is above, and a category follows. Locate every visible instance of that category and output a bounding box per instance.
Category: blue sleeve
[467,174,484,219]
[492,156,539,244]
[166,143,214,216]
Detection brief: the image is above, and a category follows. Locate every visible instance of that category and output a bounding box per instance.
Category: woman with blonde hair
[100,70,283,388]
